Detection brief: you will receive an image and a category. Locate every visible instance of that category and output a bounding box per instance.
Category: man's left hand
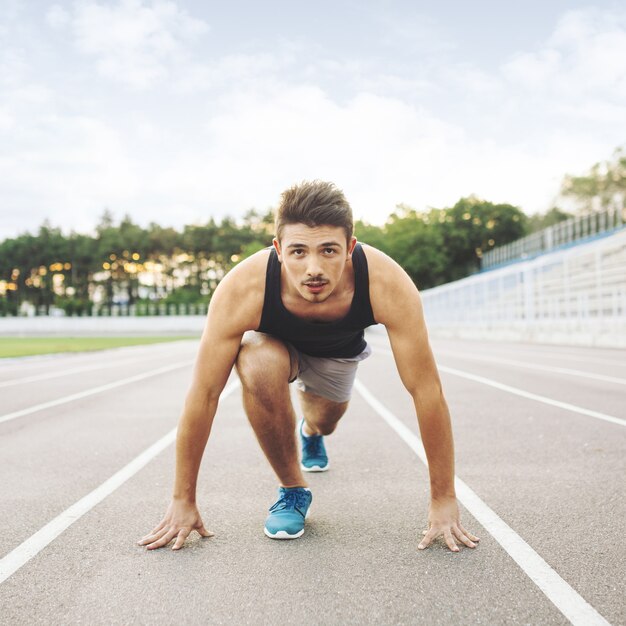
[418,496,480,552]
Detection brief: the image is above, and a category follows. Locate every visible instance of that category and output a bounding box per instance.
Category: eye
[291,249,305,256]
[323,247,337,255]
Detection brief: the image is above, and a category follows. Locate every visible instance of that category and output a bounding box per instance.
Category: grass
[0,336,198,358]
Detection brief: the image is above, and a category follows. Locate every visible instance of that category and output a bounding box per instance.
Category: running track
[0,329,624,625]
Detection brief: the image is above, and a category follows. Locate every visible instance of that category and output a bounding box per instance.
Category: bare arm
[366,246,479,552]
[138,252,267,550]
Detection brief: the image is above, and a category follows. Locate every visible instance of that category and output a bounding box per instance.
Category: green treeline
[357,197,530,286]
[1,146,623,316]
[0,209,275,316]
[0,199,563,317]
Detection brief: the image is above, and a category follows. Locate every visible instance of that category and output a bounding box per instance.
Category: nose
[306,255,323,277]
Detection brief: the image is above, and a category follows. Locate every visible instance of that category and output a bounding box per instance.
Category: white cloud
[1,4,626,241]
[376,10,456,57]
[174,52,291,94]
[45,5,70,29]
[0,113,139,236]
[0,107,15,131]
[0,46,27,86]
[504,49,561,90]
[59,0,210,89]
[503,8,626,99]
[149,85,570,225]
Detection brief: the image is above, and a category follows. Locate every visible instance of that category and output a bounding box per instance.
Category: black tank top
[257,243,377,358]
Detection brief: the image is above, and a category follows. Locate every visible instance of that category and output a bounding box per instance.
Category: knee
[316,421,338,436]
[236,334,292,391]
[308,402,348,435]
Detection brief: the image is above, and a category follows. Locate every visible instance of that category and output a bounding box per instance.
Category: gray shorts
[287,343,372,403]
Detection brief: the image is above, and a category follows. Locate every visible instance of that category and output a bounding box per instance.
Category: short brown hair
[275,180,353,242]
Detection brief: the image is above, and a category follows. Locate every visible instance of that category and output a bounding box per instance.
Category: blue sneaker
[264,487,312,539]
[299,418,329,472]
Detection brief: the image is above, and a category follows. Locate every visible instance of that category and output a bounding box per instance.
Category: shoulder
[218,247,271,291]
[360,243,422,327]
[360,243,417,292]
[360,243,399,276]
[207,248,271,333]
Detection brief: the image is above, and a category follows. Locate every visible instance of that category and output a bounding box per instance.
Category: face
[274,224,357,303]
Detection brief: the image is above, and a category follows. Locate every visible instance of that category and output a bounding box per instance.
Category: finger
[452,525,476,548]
[418,527,439,550]
[137,520,167,545]
[151,519,167,534]
[197,524,214,538]
[458,523,480,542]
[146,529,177,550]
[138,525,170,546]
[444,530,460,552]
[138,532,163,546]
[172,528,191,551]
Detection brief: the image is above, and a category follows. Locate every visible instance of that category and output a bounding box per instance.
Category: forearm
[413,394,456,499]
[172,391,220,503]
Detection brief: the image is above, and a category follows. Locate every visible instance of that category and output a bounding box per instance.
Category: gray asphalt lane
[431,337,626,379]
[362,332,625,624]
[0,342,197,557]
[0,340,197,379]
[1,372,566,626]
[0,343,197,416]
[0,338,624,625]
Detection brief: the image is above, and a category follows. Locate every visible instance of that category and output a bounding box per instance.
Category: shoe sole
[264,506,310,540]
[301,463,329,472]
[264,528,304,540]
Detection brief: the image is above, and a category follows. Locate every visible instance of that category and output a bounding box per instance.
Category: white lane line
[437,365,625,427]
[374,346,625,428]
[437,347,626,370]
[0,356,158,388]
[354,380,611,626]
[0,379,240,585]
[366,334,626,369]
[0,340,197,372]
[0,361,195,426]
[491,350,626,369]
[433,350,626,386]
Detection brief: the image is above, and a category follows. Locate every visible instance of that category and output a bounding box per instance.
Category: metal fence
[422,228,626,347]
[14,301,209,318]
[481,205,625,270]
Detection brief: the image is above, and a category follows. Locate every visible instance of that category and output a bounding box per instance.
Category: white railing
[422,228,626,347]
[481,205,625,270]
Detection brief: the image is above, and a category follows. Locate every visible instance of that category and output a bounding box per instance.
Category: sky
[1,0,625,240]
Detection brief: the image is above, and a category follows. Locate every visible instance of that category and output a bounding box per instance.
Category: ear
[272,238,282,262]
[347,237,357,257]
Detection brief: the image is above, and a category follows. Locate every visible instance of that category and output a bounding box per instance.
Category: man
[138,180,479,552]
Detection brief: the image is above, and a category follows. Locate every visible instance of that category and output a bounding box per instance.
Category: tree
[0,193,535,313]
[380,207,448,289]
[561,146,626,212]
[527,207,572,233]
[439,197,528,281]
[354,220,386,250]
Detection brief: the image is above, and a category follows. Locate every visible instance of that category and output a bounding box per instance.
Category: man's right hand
[138,499,214,551]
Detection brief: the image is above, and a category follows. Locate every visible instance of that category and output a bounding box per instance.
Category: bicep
[386,299,441,397]
[188,325,243,403]
[187,277,260,403]
[370,255,441,397]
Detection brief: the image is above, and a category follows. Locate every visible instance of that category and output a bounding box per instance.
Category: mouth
[303,281,328,294]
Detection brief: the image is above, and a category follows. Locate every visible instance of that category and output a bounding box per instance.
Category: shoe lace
[270,490,308,514]
[302,434,324,457]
